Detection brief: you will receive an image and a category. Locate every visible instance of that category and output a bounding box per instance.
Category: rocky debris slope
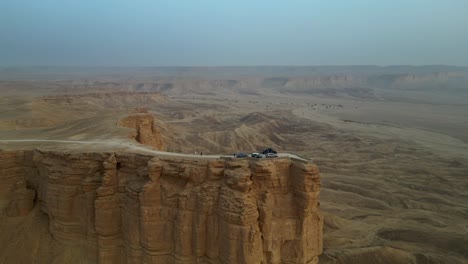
[0,149,322,264]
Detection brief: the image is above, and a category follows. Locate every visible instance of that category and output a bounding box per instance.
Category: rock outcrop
[119,113,166,150]
[0,151,36,217]
[0,149,322,264]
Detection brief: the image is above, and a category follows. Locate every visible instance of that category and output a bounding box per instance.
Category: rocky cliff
[0,149,322,264]
[119,113,166,150]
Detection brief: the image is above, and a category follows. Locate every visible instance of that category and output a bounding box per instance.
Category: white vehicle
[266,153,278,158]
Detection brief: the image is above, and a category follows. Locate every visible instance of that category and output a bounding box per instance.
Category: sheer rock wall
[0,150,322,264]
[119,113,166,150]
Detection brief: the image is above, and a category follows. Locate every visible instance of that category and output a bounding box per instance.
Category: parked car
[251,152,261,158]
[266,153,278,158]
[261,148,277,155]
[235,152,248,158]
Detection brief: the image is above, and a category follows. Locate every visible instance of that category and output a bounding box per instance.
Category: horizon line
[1,64,467,68]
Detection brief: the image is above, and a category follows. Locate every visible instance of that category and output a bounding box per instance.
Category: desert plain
[0,66,467,263]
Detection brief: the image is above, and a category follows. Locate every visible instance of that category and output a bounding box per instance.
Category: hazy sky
[1,0,467,66]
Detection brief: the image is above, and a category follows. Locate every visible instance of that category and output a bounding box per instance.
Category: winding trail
[0,139,308,161]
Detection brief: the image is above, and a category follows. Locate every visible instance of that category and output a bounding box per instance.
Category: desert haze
[0,66,468,263]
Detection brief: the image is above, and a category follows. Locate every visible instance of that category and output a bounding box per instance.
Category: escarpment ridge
[119,113,166,150]
[0,149,322,264]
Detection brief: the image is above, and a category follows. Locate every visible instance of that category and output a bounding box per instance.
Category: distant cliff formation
[119,71,468,98]
[0,150,323,264]
[119,113,166,151]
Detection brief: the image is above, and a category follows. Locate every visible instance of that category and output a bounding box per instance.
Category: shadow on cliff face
[118,112,167,150]
[0,205,91,264]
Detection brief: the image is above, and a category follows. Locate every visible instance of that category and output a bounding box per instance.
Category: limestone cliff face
[0,150,322,264]
[119,113,166,150]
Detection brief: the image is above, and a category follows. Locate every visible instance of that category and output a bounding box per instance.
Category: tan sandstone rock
[0,149,323,263]
[119,113,166,150]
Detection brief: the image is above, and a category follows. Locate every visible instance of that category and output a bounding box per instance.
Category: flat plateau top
[0,139,308,162]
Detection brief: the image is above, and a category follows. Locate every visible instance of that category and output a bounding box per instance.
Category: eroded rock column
[219,160,263,264]
[95,154,123,264]
[138,158,173,263]
[290,162,323,264]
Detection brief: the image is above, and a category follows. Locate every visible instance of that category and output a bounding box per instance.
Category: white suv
[266,153,278,158]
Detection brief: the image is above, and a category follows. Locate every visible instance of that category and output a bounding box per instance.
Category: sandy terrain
[0,66,467,263]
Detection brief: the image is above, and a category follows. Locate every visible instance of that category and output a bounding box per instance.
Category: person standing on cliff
[200,152,203,156]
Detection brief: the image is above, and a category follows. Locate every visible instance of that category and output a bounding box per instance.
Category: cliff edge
[0,149,322,264]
